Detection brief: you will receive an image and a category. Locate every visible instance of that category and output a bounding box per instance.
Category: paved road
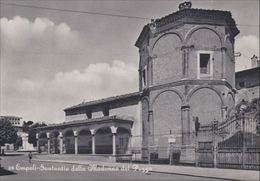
[0,155,227,181]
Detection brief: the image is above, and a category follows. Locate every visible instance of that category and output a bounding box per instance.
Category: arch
[117,127,131,154]
[49,130,60,154]
[152,89,183,140]
[227,92,235,102]
[78,129,92,154]
[78,129,91,136]
[77,127,91,135]
[49,130,59,137]
[189,86,223,125]
[38,132,47,153]
[152,32,183,50]
[184,26,223,46]
[226,92,235,119]
[64,129,74,137]
[38,132,47,139]
[187,86,224,106]
[95,127,113,154]
[151,89,185,108]
[151,33,183,84]
[141,96,150,109]
[63,129,75,154]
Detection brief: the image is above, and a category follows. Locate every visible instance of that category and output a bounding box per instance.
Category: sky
[0,0,259,124]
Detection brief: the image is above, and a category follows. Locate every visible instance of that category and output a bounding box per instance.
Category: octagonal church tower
[135,2,239,162]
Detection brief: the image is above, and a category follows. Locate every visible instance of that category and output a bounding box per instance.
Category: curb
[32,159,244,181]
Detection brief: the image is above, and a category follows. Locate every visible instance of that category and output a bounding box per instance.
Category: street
[0,154,227,181]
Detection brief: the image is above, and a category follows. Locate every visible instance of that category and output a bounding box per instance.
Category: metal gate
[197,109,260,170]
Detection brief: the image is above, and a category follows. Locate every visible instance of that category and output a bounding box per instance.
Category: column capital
[148,110,153,114]
[181,45,194,50]
[220,47,227,51]
[110,126,118,134]
[46,132,50,139]
[221,106,228,110]
[59,132,63,138]
[181,105,190,110]
[73,130,78,137]
[90,129,95,136]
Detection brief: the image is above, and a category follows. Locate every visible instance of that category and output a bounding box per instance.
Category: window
[142,69,146,85]
[142,65,147,88]
[200,54,210,74]
[197,51,213,78]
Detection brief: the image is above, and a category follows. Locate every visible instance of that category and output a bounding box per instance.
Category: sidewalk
[33,155,259,181]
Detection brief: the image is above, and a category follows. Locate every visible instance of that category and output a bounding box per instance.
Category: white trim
[197,50,214,79]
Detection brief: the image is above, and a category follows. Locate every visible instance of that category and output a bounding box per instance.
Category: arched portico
[35,116,133,156]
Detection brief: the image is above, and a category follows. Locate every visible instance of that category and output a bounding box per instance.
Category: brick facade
[136,6,239,161]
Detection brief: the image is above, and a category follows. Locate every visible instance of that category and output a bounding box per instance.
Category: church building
[35,2,240,164]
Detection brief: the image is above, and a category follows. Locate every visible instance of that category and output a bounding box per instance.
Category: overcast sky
[0,0,259,124]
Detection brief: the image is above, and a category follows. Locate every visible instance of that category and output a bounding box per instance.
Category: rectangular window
[200,54,210,74]
[142,65,147,88]
[197,51,213,78]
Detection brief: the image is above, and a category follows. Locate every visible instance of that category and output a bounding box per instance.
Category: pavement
[32,154,260,181]
[0,155,226,181]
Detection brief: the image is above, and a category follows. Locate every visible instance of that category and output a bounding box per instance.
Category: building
[235,57,260,104]
[135,1,239,162]
[35,2,242,164]
[0,116,22,151]
[0,116,35,152]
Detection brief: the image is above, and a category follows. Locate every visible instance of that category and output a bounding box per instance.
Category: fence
[119,112,260,170]
[196,112,260,170]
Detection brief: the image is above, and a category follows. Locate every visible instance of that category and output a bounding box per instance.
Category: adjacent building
[0,116,35,152]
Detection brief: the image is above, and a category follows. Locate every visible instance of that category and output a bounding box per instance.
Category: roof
[235,66,260,76]
[35,115,133,131]
[64,92,141,112]
[0,115,22,120]
[135,8,239,48]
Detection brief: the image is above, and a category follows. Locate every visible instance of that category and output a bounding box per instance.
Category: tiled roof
[136,8,239,48]
[36,115,133,130]
[64,92,141,111]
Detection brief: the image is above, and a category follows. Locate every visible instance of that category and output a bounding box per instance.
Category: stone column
[148,110,154,145]
[36,133,39,153]
[212,120,219,168]
[46,132,50,154]
[90,129,95,155]
[221,47,227,80]
[181,45,192,79]
[59,132,63,154]
[110,126,118,156]
[73,131,78,155]
[181,105,191,145]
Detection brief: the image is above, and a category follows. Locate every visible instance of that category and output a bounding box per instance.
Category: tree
[28,122,47,147]
[0,120,18,146]
[22,121,34,132]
